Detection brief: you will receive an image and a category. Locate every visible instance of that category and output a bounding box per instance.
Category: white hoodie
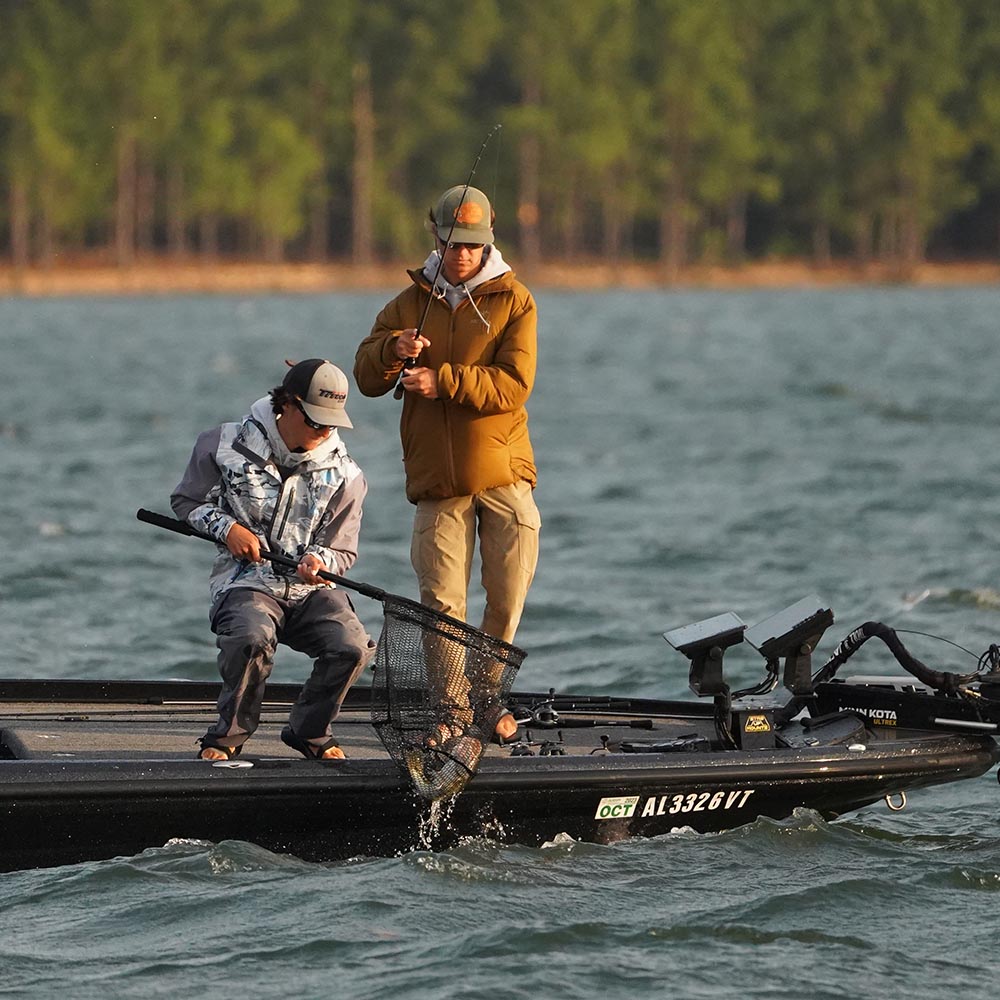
[420,244,513,323]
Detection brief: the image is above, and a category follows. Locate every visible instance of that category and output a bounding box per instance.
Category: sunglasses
[441,240,485,251]
[295,400,332,432]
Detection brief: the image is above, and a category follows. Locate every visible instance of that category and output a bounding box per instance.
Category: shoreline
[2,258,999,296]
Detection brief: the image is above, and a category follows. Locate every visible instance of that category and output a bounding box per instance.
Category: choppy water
[2,286,1000,997]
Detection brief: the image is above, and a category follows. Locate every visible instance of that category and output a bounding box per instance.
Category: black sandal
[280,725,344,760]
[197,739,242,760]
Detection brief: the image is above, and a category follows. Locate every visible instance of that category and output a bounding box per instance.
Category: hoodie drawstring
[463,286,491,328]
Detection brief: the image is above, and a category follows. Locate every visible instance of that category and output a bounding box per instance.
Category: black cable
[732,661,780,699]
[713,687,737,750]
[813,622,981,690]
[978,643,1000,674]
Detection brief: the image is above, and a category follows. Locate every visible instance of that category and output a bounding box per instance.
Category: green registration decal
[594,796,640,820]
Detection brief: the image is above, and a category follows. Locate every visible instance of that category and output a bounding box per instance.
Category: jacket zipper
[420,276,500,495]
[275,486,294,540]
[272,476,296,598]
[443,305,457,494]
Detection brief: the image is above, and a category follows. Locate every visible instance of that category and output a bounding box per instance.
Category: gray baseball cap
[282,359,353,428]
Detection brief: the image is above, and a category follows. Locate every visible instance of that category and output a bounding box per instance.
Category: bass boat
[1,595,999,872]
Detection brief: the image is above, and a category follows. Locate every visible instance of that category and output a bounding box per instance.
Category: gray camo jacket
[171,397,367,610]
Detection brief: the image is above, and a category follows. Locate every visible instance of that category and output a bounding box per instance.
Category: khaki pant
[410,480,540,644]
[410,481,539,727]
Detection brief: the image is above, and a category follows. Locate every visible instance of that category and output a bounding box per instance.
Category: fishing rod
[136,507,386,601]
[392,123,502,400]
[135,507,525,654]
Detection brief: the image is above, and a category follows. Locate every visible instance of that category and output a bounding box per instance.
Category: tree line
[2,0,999,275]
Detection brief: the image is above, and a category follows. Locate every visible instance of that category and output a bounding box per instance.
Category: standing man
[172,359,374,761]
[354,185,540,743]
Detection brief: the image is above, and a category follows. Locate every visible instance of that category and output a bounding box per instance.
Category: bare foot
[308,740,346,760]
[425,722,465,748]
[494,713,517,741]
[199,746,236,761]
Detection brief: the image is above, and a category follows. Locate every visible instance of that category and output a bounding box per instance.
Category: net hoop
[371,595,526,800]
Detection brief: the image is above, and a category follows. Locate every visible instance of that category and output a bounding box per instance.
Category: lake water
[2,285,999,997]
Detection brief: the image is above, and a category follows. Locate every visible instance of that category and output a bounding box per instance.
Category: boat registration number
[595,789,755,820]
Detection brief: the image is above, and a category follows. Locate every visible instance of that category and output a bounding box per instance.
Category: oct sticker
[595,796,640,820]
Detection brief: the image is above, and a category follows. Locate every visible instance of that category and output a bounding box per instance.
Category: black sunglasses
[441,239,485,251]
[295,400,331,432]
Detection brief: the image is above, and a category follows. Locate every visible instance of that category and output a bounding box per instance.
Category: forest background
[2,0,1000,292]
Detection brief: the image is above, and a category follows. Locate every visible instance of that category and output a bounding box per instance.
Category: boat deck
[0,703,390,762]
[0,677,978,768]
[0,679,719,763]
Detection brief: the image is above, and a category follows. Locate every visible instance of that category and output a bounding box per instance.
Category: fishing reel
[510,691,655,732]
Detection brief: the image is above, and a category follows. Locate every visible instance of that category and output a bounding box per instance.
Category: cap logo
[317,388,346,402]
[454,202,484,225]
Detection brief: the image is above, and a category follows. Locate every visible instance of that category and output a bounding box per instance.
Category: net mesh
[371,594,526,800]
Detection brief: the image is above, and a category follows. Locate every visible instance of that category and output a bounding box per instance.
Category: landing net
[371,595,525,800]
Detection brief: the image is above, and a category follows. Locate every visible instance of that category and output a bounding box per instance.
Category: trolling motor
[667,595,1000,744]
[811,623,1000,734]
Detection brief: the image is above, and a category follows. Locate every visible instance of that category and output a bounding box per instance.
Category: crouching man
[171,359,374,760]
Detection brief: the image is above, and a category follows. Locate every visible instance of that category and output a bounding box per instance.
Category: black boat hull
[0,732,994,871]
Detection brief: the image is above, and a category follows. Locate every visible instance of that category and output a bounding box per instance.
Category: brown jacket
[354,266,537,503]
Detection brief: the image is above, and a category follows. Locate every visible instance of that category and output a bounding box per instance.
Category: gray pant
[204,587,374,749]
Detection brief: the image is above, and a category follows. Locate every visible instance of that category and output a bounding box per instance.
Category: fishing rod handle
[391,273,439,399]
[135,508,385,601]
[392,359,413,400]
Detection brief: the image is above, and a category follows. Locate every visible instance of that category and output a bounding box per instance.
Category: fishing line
[489,122,503,211]
[473,123,505,334]
[894,628,978,660]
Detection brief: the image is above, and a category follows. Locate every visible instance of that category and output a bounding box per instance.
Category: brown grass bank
[2,258,999,296]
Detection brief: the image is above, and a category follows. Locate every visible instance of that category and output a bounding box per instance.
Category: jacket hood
[418,244,513,311]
